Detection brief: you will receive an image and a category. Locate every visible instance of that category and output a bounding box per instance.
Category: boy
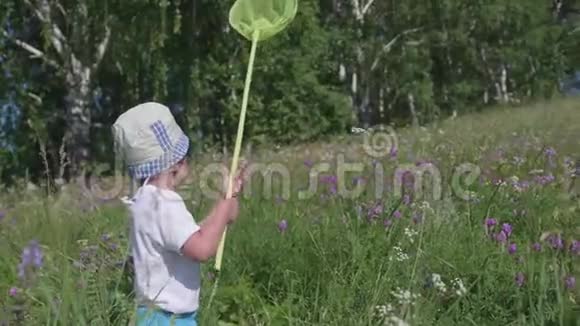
[113,102,246,325]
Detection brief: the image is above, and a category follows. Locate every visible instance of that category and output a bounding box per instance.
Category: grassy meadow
[2,99,580,325]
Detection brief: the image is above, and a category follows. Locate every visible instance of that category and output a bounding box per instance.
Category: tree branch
[350,0,362,21]
[370,28,422,72]
[26,92,43,105]
[361,0,375,16]
[2,30,59,68]
[24,0,69,57]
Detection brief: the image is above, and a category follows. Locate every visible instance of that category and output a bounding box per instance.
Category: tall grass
[1,99,580,325]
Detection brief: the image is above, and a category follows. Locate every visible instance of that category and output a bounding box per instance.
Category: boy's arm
[180,197,238,262]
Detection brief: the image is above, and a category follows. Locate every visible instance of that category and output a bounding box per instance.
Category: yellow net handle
[214,30,260,272]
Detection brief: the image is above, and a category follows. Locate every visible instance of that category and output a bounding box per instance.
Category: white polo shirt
[124,184,201,314]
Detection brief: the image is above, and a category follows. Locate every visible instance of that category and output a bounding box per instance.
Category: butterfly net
[229,0,298,41]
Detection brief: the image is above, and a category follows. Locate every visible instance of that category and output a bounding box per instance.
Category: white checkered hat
[112,102,190,179]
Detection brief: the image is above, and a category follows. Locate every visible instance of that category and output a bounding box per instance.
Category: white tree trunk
[408,93,419,128]
[65,58,93,174]
[500,64,509,103]
[17,0,111,177]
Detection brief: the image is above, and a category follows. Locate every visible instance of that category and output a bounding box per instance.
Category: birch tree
[3,0,112,176]
[329,0,422,128]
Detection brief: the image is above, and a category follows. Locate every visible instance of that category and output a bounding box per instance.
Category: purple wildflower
[502,224,513,237]
[508,243,517,255]
[547,234,564,250]
[392,210,402,219]
[513,180,531,192]
[25,241,42,266]
[402,171,415,190]
[403,195,411,206]
[304,159,314,168]
[8,287,18,297]
[495,231,508,243]
[485,218,498,229]
[532,242,542,252]
[320,175,337,184]
[278,219,288,233]
[367,202,383,219]
[101,233,111,242]
[329,184,338,195]
[18,240,43,281]
[515,272,525,287]
[320,175,338,195]
[544,147,557,157]
[389,146,398,159]
[534,174,555,186]
[384,219,392,228]
[565,276,576,290]
[570,240,580,255]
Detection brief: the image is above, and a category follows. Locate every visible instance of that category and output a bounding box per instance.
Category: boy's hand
[221,160,250,199]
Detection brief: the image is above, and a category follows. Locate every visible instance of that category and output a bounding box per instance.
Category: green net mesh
[229,0,298,42]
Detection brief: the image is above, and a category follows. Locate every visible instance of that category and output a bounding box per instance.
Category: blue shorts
[136,306,198,326]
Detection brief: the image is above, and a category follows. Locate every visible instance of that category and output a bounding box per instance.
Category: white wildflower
[389,246,409,262]
[431,273,447,294]
[451,278,467,296]
[391,287,419,306]
[374,304,394,318]
[404,227,419,243]
[374,303,408,326]
[375,305,388,318]
[512,156,526,166]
